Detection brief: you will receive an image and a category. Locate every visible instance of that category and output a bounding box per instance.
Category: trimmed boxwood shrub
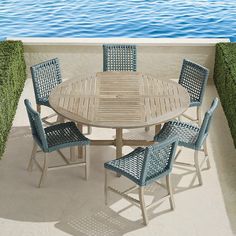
[214,43,236,147]
[0,40,26,158]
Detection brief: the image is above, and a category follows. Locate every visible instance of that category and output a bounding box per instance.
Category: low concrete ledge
[7,37,229,46]
[7,37,230,80]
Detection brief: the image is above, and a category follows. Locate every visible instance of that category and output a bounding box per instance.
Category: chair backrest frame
[24,99,48,151]
[195,98,219,148]
[103,44,137,72]
[30,58,62,106]
[179,59,209,106]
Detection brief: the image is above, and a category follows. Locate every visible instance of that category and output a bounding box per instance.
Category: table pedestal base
[90,125,161,159]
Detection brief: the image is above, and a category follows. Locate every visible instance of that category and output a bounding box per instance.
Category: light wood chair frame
[155,98,218,186]
[104,170,175,225]
[174,139,209,186]
[28,141,90,187]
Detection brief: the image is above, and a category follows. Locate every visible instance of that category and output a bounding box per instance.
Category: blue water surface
[1,0,235,39]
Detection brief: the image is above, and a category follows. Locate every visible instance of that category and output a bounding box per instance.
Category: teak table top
[49,72,190,129]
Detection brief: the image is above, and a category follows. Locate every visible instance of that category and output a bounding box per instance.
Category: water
[1,0,236,39]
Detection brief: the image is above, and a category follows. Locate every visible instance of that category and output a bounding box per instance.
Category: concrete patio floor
[0,78,236,236]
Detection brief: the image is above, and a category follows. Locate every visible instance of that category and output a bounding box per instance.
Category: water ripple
[0,0,235,39]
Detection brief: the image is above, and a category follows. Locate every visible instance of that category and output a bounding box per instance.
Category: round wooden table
[49,72,190,159]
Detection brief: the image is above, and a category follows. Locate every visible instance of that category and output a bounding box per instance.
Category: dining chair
[103,44,137,72]
[104,136,178,225]
[31,58,62,125]
[24,99,90,187]
[154,98,218,186]
[178,59,209,125]
[31,58,92,134]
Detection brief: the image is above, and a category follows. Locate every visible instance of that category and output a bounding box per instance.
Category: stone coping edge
[6,37,230,46]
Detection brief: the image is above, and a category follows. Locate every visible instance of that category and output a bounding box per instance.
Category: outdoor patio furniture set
[24,44,218,225]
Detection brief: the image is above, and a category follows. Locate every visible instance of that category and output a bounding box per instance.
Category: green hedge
[0,40,26,158]
[214,43,236,147]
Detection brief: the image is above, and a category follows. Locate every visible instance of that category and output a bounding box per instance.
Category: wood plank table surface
[49,72,190,159]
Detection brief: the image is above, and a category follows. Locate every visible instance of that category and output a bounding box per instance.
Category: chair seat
[154,120,200,149]
[45,122,90,152]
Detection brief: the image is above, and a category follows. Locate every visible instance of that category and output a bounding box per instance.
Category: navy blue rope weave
[179,59,209,107]
[24,99,90,153]
[154,120,200,149]
[104,137,178,186]
[145,143,175,184]
[103,44,137,72]
[105,147,145,185]
[25,99,48,150]
[31,58,62,107]
[154,98,219,150]
[45,122,90,152]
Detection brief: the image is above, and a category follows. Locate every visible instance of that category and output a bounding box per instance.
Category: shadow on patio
[0,80,235,236]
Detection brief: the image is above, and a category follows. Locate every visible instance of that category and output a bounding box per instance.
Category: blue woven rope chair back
[103,44,137,72]
[179,59,209,107]
[24,99,48,151]
[140,136,178,186]
[195,98,219,148]
[31,58,62,106]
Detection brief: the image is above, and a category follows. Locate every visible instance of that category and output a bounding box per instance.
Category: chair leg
[87,125,92,135]
[56,115,64,123]
[194,150,203,186]
[70,146,76,162]
[145,126,150,132]
[85,145,90,180]
[36,104,41,113]
[203,140,210,169]
[155,124,161,135]
[27,141,37,171]
[174,148,182,160]
[139,187,148,226]
[197,107,201,125]
[38,153,48,188]
[166,174,175,210]
[104,169,108,205]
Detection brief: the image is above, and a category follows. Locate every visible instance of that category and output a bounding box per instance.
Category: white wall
[9,38,229,81]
